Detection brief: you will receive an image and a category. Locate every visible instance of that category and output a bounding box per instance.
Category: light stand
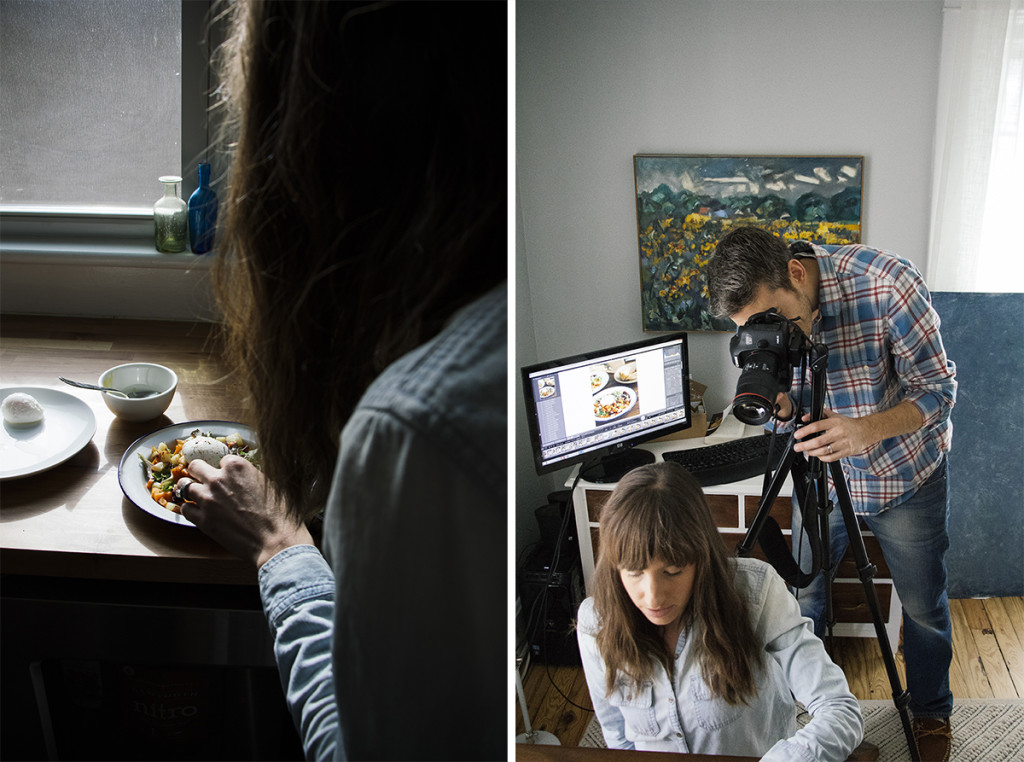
[515,658,560,746]
[736,342,921,762]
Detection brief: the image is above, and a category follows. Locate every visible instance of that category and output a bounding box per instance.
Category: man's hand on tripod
[793,402,925,462]
[793,408,874,462]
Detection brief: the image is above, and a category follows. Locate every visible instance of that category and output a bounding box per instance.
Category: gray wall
[515,0,945,553]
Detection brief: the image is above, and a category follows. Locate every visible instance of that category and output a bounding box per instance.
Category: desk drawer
[588,491,742,528]
[831,581,895,624]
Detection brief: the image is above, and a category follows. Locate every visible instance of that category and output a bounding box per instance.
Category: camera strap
[757,487,822,589]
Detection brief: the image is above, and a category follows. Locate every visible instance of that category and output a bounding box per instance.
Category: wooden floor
[515,597,1024,746]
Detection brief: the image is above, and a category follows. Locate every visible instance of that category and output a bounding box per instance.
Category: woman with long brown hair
[176,1,506,760]
[578,462,863,760]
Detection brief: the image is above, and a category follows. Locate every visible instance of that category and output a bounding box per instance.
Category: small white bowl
[98,363,178,422]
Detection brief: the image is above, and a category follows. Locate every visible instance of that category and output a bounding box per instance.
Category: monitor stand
[580,449,655,484]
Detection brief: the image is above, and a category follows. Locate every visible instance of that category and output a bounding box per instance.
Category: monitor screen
[521,333,691,480]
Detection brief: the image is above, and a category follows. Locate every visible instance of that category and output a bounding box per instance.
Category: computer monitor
[521,333,691,482]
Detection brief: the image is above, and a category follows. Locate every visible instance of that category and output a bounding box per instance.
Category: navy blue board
[931,292,1023,597]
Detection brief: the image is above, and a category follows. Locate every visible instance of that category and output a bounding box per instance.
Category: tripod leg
[737,436,795,559]
[829,461,920,762]
[813,485,835,641]
[740,446,825,591]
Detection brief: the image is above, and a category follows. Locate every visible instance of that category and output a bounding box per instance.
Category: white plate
[118,420,258,527]
[614,362,638,384]
[0,387,97,480]
[590,369,609,393]
[593,386,638,422]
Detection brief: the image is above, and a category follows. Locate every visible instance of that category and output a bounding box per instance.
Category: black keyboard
[661,434,785,486]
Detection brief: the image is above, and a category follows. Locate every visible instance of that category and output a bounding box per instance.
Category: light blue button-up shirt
[577,557,863,761]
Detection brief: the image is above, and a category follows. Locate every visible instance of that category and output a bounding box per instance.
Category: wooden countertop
[1,315,257,585]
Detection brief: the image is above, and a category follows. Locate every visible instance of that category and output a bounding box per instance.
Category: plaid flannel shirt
[777,243,956,514]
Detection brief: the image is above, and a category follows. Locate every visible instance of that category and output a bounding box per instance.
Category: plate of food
[593,386,637,422]
[0,387,97,480]
[118,420,259,527]
[591,369,610,393]
[614,361,638,384]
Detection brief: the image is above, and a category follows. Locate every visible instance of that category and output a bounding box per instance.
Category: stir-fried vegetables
[139,429,258,514]
[594,389,633,420]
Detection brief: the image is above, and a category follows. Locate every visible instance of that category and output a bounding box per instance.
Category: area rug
[579,699,1024,761]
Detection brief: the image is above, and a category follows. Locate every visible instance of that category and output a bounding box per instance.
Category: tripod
[735,342,921,762]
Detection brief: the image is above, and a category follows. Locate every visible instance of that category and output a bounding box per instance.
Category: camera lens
[733,396,773,426]
[732,352,780,426]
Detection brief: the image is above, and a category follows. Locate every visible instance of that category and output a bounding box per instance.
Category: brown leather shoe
[845,738,880,761]
[913,717,951,762]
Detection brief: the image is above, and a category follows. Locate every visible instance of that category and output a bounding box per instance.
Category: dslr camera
[729,308,812,426]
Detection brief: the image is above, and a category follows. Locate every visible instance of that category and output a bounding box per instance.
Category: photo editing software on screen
[525,336,690,472]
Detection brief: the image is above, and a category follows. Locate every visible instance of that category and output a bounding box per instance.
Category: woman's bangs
[607,497,696,571]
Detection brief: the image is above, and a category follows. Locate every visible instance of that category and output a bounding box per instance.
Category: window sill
[2,242,216,270]
[1,210,219,321]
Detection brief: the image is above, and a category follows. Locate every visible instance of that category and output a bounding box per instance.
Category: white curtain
[928,0,1024,292]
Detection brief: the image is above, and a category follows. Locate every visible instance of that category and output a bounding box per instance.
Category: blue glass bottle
[188,163,218,254]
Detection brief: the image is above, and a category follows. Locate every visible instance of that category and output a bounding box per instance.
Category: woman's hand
[180,455,314,569]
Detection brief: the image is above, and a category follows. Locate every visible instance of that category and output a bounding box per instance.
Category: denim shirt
[577,558,863,761]
[257,284,507,761]
[259,545,340,760]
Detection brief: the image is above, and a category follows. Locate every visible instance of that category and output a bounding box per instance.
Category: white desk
[567,430,901,648]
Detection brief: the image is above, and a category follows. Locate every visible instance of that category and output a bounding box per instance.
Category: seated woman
[577,461,863,761]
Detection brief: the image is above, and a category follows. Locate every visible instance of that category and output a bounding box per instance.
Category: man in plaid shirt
[707,226,957,762]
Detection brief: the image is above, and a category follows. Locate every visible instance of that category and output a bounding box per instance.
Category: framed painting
[634,154,864,332]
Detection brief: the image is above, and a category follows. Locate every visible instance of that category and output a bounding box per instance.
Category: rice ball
[2,393,45,426]
[180,435,230,468]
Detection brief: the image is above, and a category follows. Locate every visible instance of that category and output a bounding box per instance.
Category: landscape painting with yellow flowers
[634,155,863,332]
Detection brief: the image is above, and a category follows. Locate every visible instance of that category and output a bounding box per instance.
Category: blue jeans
[790,457,953,719]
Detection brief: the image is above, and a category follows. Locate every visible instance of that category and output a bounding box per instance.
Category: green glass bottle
[154,175,188,253]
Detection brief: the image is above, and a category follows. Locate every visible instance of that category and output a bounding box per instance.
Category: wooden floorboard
[1001,597,1024,645]
[950,599,994,697]
[830,634,908,702]
[516,662,593,745]
[516,597,1024,747]
[985,597,1024,696]
[961,598,1018,698]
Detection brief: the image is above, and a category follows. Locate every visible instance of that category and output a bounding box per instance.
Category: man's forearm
[861,399,924,447]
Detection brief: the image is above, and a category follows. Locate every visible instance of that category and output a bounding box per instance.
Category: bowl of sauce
[98,363,178,422]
